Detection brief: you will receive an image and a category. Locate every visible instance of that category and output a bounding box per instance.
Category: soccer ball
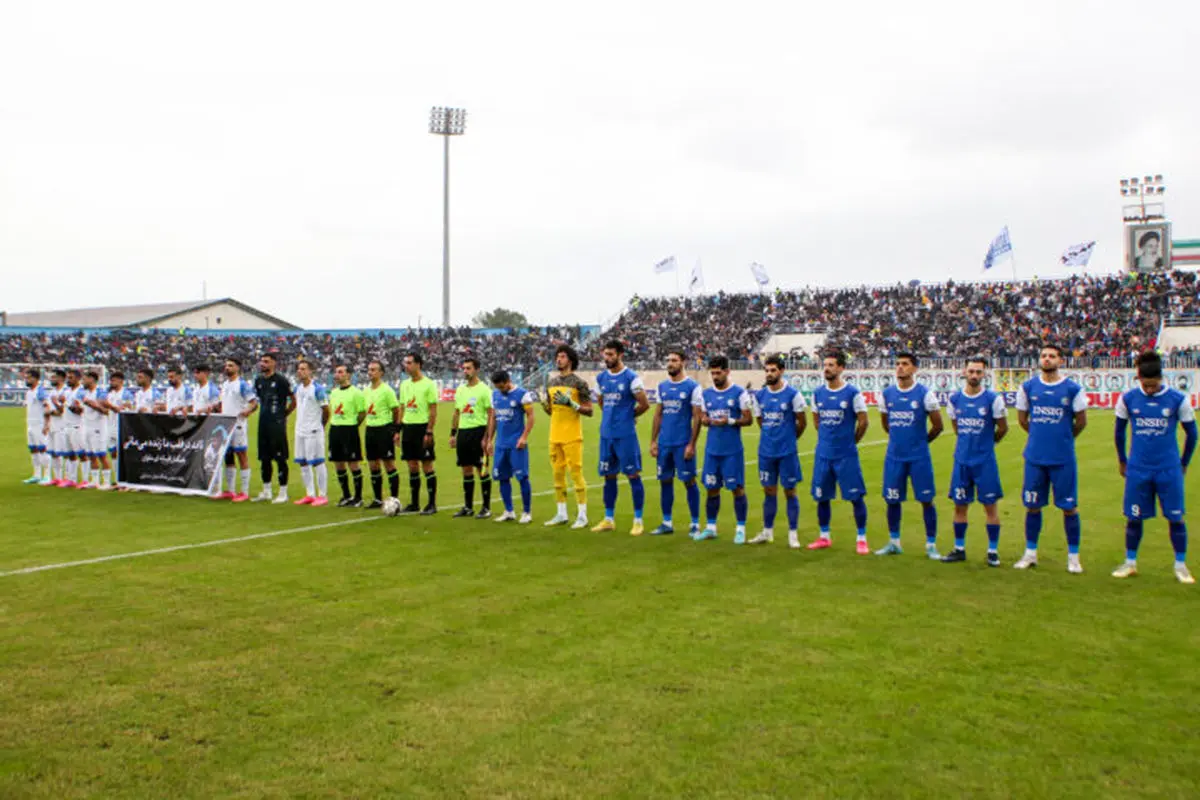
[381,497,402,517]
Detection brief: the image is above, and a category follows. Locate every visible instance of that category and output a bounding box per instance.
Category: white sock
[30,453,39,475]
[91,465,101,486]
[240,469,252,495]
[557,502,568,517]
[66,460,75,482]
[277,484,288,498]
[101,469,110,487]
[40,454,52,479]
[52,456,62,480]
[80,461,91,483]
[577,504,587,518]
[300,465,314,497]
[856,533,867,543]
[1026,548,1038,558]
[315,464,327,497]
[224,467,235,492]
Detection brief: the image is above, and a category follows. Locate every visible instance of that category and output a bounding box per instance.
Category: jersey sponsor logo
[819,409,845,425]
[1031,405,1065,423]
[1133,416,1169,432]
[888,410,916,425]
[366,403,375,415]
[957,416,987,432]
[761,410,786,425]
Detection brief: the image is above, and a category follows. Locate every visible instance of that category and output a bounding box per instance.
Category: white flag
[983,226,1013,270]
[1060,241,1096,267]
[689,261,705,293]
[750,262,770,287]
[653,256,677,274]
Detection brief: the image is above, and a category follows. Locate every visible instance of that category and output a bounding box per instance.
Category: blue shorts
[656,443,696,482]
[1124,465,1186,521]
[948,458,1004,505]
[882,455,936,504]
[1022,461,1078,510]
[492,446,530,481]
[598,435,642,477]
[758,453,802,489]
[811,454,866,502]
[702,451,745,491]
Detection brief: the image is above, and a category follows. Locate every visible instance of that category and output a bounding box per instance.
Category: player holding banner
[79,370,114,490]
[943,358,1008,566]
[1112,352,1197,584]
[749,355,808,547]
[291,359,330,506]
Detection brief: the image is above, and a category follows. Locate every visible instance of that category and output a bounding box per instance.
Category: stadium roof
[0,298,299,330]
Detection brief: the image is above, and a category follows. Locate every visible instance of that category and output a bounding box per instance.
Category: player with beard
[215,358,259,502]
[592,341,651,534]
[749,355,808,548]
[649,350,702,536]
[808,351,871,553]
[450,358,494,519]
[252,352,295,504]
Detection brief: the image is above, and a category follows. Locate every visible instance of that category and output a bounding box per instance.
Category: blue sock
[734,493,748,526]
[923,504,937,546]
[1064,513,1081,555]
[629,476,645,520]
[786,494,800,530]
[986,523,1000,550]
[603,478,618,520]
[499,480,514,513]
[1125,519,1144,561]
[1025,511,1042,550]
[886,503,902,541]
[1169,521,1187,564]
[660,481,674,524]
[763,494,778,528]
[706,494,720,527]
[817,501,832,534]
[953,521,967,550]
[852,498,868,536]
[686,481,701,525]
[519,476,532,513]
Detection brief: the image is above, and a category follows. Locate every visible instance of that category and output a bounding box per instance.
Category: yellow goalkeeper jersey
[546,372,590,444]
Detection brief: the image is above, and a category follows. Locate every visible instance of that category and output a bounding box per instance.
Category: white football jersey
[220,377,257,418]
[64,386,87,428]
[164,383,192,414]
[25,385,49,427]
[192,381,221,413]
[48,386,68,432]
[134,387,157,413]
[294,381,329,433]
[82,387,110,425]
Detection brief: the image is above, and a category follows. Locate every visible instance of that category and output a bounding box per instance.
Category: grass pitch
[1,405,1199,798]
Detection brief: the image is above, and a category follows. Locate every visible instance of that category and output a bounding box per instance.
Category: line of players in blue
[579,341,1196,583]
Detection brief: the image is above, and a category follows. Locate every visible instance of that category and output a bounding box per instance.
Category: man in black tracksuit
[252,352,295,503]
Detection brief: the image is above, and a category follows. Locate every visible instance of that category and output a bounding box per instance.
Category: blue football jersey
[596,368,644,439]
[1116,386,1195,471]
[701,385,751,456]
[947,388,1006,466]
[1017,376,1087,466]
[753,384,806,458]
[657,377,702,447]
[492,387,533,449]
[813,383,867,460]
[880,384,940,462]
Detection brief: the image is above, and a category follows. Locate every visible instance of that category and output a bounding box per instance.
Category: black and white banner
[117,413,236,495]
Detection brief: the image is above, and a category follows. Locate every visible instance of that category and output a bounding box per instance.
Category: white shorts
[229,421,249,453]
[26,425,47,452]
[294,429,327,465]
[49,428,68,456]
[85,425,109,458]
[67,426,87,457]
[107,416,120,450]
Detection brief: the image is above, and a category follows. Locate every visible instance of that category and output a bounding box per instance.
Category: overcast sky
[2,1,1197,330]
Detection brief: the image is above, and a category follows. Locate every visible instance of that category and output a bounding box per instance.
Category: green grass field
[2,404,1199,798]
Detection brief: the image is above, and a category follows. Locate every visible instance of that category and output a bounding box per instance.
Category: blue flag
[983,226,1012,270]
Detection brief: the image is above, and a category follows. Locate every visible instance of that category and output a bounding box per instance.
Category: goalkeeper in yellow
[541,344,593,528]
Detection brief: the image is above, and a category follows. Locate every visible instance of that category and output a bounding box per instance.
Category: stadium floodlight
[430,106,468,328]
[1119,173,1166,221]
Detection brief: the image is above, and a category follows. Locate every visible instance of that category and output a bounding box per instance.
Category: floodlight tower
[430,106,467,328]
[1119,174,1166,222]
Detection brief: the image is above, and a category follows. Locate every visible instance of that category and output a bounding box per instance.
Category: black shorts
[329,425,363,463]
[456,426,486,468]
[401,423,436,462]
[258,425,289,461]
[364,425,395,462]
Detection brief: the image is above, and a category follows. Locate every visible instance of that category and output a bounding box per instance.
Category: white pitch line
[1,439,892,578]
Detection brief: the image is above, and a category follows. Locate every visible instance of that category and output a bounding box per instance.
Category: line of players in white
[20,345,1196,582]
[19,359,330,504]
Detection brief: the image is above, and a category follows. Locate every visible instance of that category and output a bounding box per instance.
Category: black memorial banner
[117,413,236,495]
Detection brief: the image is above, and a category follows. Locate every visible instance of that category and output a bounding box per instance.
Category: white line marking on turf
[1,439,891,578]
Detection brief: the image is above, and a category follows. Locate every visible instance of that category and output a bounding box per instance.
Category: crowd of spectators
[598,271,1200,366]
[4,272,1200,381]
[0,325,585,381]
